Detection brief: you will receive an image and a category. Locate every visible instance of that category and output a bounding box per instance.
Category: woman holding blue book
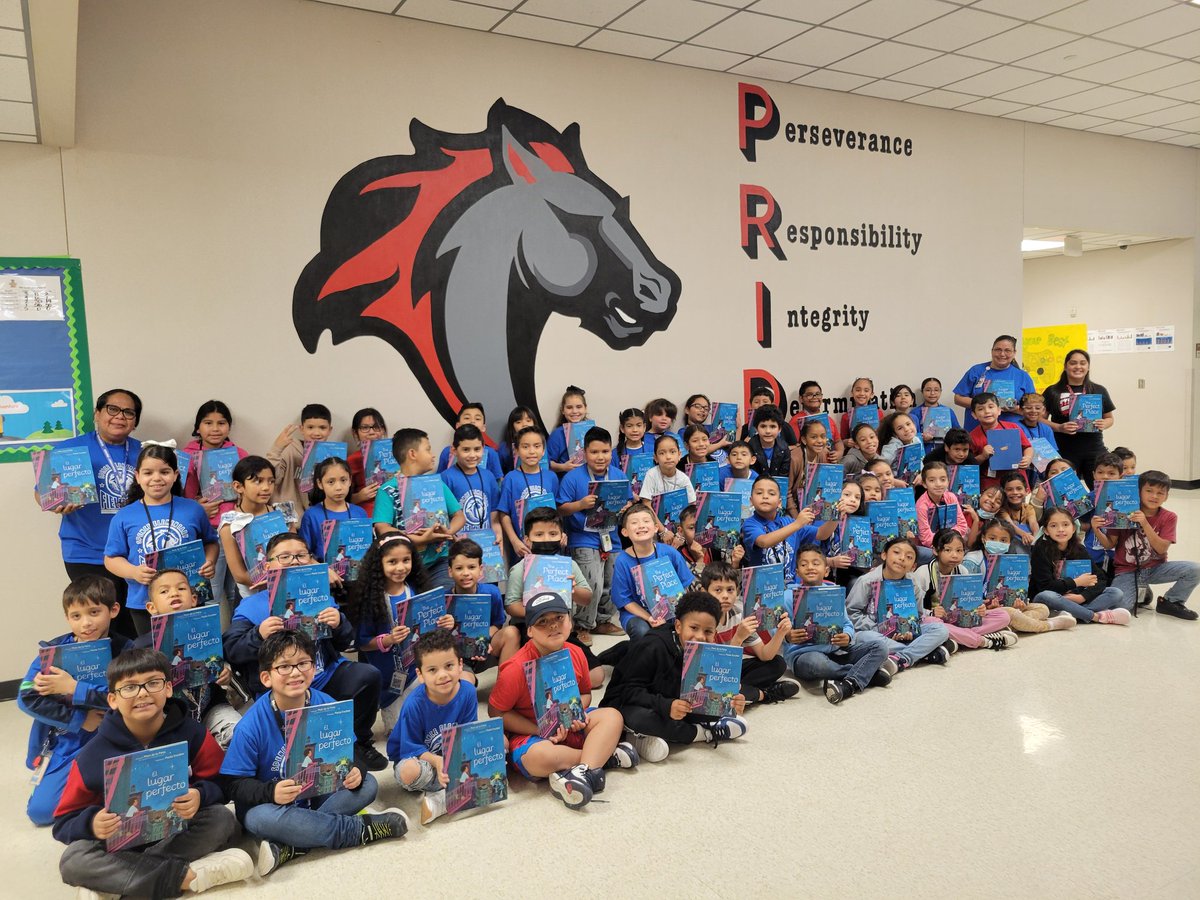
[1041,349,1116,487]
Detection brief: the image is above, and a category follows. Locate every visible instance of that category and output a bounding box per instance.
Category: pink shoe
[1095,608,1131,626]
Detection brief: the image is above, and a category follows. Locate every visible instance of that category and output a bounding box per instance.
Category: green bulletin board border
[0,257,93,463]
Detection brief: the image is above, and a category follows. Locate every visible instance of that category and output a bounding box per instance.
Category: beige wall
[1023,239,1196,479]
[0,0,1196,682]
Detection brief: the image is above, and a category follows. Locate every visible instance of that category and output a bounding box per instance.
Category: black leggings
[323,660,383,744]
[63,562,137,638]
[619,704,708,744]
[741,655,787,700]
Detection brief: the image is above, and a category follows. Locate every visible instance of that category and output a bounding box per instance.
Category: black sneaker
[1138,588,1154,608]
[583,766,606,794]
[868,667,892,689]
[1157,599,1199,621]
[698,716,748,746]
[823,679,857,704]
[603,740,640,770]
[760,679,801,704]
[360,808,409,843]
[256,841,307,877]
[924,646,951,665]
[356,742,389,772]
[549,764,593,809]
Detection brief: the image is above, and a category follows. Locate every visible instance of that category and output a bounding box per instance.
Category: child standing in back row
[268,404,334,510]
[300,457,368,563]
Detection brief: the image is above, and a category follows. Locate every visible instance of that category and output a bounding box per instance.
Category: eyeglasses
[272,659,315,676]
[102,404,137,419]
[113,678,168,699]
[268,551,312,564]
[688,402,710,412]
[357,422,384,433]
[801,391,823,399]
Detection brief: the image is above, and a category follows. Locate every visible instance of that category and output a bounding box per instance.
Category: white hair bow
[142,439,178,449]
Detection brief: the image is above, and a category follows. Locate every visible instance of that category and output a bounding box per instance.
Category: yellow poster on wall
[1021,323,1088,393]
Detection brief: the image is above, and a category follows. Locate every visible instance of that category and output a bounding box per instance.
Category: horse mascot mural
[292,100,682,427]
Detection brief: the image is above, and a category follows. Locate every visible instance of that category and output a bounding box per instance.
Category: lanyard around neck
[142,497,175,551]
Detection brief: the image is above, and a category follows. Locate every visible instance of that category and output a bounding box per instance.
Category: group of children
[23,384,1198,898]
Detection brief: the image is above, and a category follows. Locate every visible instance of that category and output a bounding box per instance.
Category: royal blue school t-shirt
[103,496,215,610]
[610,545,694,629]
[220,687,336,783]
[437,445,504,481]
[386,680,478,762]
[496,468,559,539]
[556,464,626,550]
[741,513,818,575]
[953,363,1036,431]
[299,503,369,560]
[450,582,506,629]
[440,465,501,532]
[56,433,142,564]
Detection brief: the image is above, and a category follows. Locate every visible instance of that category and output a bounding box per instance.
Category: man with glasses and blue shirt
[222,532,387,771]
[39,389,144,638]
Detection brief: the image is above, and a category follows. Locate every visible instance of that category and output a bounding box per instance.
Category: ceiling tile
[1087,120,1147,135]
[516,0,641,27]
[1003,106,1066,122]
[747,0,871,26]
[829,41,939,78]
[608,0,731,41]
[762,26,877,67]
[395,0,505,29]
[1165,115,1200,132]
[1126,104,1195,127]
[971,0,1080,18]
[1016,37,1128,75]
[728,57,814,82]
[0,27,25,57]
[891,53,994,87]
[0,0,21,30]
[962,24,1075,64]
[657,43,749,70]
[1042,85,1140,113]
[1087,93,1179,118]
[947,65,1045,95]
[895,7,1017,52]
[1160,133,1200,146]
[794,69,875,90]
[1038,0,1174,36]
[1151,31,1200,60]
[690,11,808,55]
[1048,113,1111,129]
[1095,5,1200,48]
[321,0,403,11]
[1067,49,1180,83]
[907,88,976,108]
[1160,81,1200,102]
[996,74,1094,103]
[705,0,756,6]
[954,97,1026,115]
[851,79,930,100]
[824,0,956,40]
[1115,60,1200,92]
[0,98,33,134]
[580,29,676,58]
[0,54,30,102]
[1126,126,1185,141]
[493,13,595,44]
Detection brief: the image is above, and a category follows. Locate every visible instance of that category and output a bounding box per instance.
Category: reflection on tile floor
[3,492,1198,898]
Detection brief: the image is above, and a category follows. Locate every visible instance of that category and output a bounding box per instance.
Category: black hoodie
[600,625,684,720]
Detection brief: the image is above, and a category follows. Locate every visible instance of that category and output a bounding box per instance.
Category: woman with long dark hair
[1041,349,1115,486]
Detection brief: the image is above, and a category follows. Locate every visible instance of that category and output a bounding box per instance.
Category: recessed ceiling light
[1022,239,1065,252]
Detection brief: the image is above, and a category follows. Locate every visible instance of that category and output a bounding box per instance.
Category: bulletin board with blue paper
[0,257,93,463]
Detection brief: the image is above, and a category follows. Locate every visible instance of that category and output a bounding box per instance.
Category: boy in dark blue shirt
[741,477,823,576]
[388,630,479,825]
[440,424,503,540]
[223,531,386,770]
[19,576,132,826]
[748,404,792,479]
[220,631,407,876]
[555,426,628,644]
[447,538,520,673]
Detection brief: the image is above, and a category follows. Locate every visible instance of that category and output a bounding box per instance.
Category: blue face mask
[984,539,1010,555]
[977,508,995,520]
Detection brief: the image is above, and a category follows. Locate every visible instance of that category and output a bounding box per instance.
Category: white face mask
[984,539,1010,555]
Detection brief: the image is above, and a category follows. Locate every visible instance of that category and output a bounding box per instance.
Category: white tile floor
[4,492,1199,899]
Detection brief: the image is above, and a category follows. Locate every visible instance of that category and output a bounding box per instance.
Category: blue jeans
[877,617,949,665]
[785,631,889,690]
[1112,561,1200,607]
[1034,587,1129,622]
[571,547,616,629]
[243,775,378,849]
[625,616,652,640]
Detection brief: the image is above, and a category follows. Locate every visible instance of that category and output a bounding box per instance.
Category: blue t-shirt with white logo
[440,465,500,532]
[56,433,143,564]
[103,496,215,610]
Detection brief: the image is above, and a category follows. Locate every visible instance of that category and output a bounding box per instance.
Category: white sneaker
[189,848,254,892]
[879,656,900,677]
[420,790,447,825]
[1049,612,1078,630]
[629,731,670,763]
[995,628,1019,648]
[699,716,748,745]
